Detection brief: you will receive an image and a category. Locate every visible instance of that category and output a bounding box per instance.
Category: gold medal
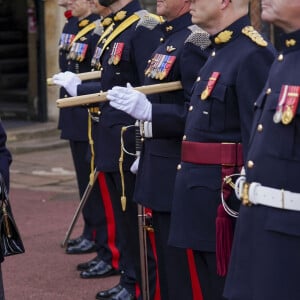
[201,88,209,100]
[281,106,294,125]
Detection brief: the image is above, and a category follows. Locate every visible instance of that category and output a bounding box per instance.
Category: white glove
[130,156,140,174]
[52,71,81,97]
[107,83,152,121]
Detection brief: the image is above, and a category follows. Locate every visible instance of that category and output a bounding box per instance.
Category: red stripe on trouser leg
[98,172,120,270]
[187,249,203,300]
[135,283,141,299]
[148,230,161,300]
[92,229,96,241]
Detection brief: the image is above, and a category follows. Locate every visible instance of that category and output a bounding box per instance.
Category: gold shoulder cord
[119,126,127,211]
[69,22,96,49]
[88,113,95,185]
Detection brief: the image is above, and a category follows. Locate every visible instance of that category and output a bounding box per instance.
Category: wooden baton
[56,80,183,108]
[47,70,102,86]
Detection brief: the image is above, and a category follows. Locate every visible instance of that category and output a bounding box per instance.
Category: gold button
[189,105,193,111]
[160,37,164,42]
[106,46,110,50]
[211,51,216,57]
[278,54,284,61]
[148,59,151,63]
[177,164,182,170]
[266,88,271,95]
[196,76,201,82]
[64,94,68,98]
[182,135,187,141]
[257,124,263,132]
[247,160,254,168]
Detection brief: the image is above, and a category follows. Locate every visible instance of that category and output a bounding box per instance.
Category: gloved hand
[130,156,140,174]
[52,71,81,97]
[107,83,152,121]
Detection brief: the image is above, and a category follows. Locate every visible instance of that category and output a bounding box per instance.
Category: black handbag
[0,174,25,257]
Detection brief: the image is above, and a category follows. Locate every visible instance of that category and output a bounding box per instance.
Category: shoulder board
[185,25,211,50]
[242,26,268,47]
[92,19,104,36]
[135,10,163,30]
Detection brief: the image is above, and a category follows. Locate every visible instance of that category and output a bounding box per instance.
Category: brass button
[266,88,271,95]
[278,54,284,61]
[257,124,263,132]
[177,164,182,170]
[247,160,254,168]
[106,46,110,50]
[182,135,187,141]
[160,37,164,42]
[148,59,151,63]
[196,76,201,82]
[211,51,216,57]
[189,106,193,112]
[64,94,68,98]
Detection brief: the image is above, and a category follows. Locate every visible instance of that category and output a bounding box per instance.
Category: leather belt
[235,177,300,211]
[181,141,243,166]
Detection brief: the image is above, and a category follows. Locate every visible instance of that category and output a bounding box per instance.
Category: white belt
[235,177,300,211]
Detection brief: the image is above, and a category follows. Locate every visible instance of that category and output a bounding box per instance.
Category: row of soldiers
[52,0,300,299]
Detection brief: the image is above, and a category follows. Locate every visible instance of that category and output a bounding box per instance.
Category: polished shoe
[66,236,84,247]
[65,238,96,254]
[80,260,119,279]
[111,287,135,300]
[95,284,123,299]
[77,255,102,271]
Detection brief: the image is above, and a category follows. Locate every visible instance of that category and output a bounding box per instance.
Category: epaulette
[242,26,268,47]
[185,25,211,50]
[135,10,163,30]
[92,19,104,36]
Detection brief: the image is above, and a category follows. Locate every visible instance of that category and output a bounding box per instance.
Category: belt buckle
[242,182,252,206]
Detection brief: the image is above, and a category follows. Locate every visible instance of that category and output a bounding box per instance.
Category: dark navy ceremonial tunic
[134,14,210,212]
[224,30,300,300]
[168,16,275,253]
[94,0,160,172]
[58,13,99,141]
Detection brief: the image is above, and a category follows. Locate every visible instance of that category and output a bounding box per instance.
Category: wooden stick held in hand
[47,71,102,86]
[56,81,183,108]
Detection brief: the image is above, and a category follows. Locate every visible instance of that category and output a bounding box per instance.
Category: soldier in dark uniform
[0,120,12,300]
[165,0,275,299]
[86,0,161,299]
[53,0,101,254]
[107,0,211,298]
[224,1,300,299]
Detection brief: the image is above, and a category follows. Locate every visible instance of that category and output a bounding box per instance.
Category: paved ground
[2,123,120,300]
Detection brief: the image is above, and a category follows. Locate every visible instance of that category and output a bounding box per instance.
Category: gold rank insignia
[102,17,113,27]
[114,11,127,22]
[214,30,233,44]
[80,37,87,41]
[166,26,173,32]
[242,26,268,47]
[285,39,296,47]
[79,19,89,28]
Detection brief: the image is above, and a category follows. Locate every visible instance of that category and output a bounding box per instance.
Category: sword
[47,70,102,86]
[61,169,99,248]
[56,81,183,108]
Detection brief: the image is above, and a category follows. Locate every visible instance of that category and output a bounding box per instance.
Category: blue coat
[58,14,100,141]
[0,122,11,190]
[93,0,161,172]
[168,16,275,252]
[224,29,300,300]
[134,14,211,212]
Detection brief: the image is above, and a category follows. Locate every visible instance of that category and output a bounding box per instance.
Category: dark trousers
[103,171,140,297]
[152,211,194,300]
[69,140,104,242]
[193,251,226,300]
[0,265,5,300]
